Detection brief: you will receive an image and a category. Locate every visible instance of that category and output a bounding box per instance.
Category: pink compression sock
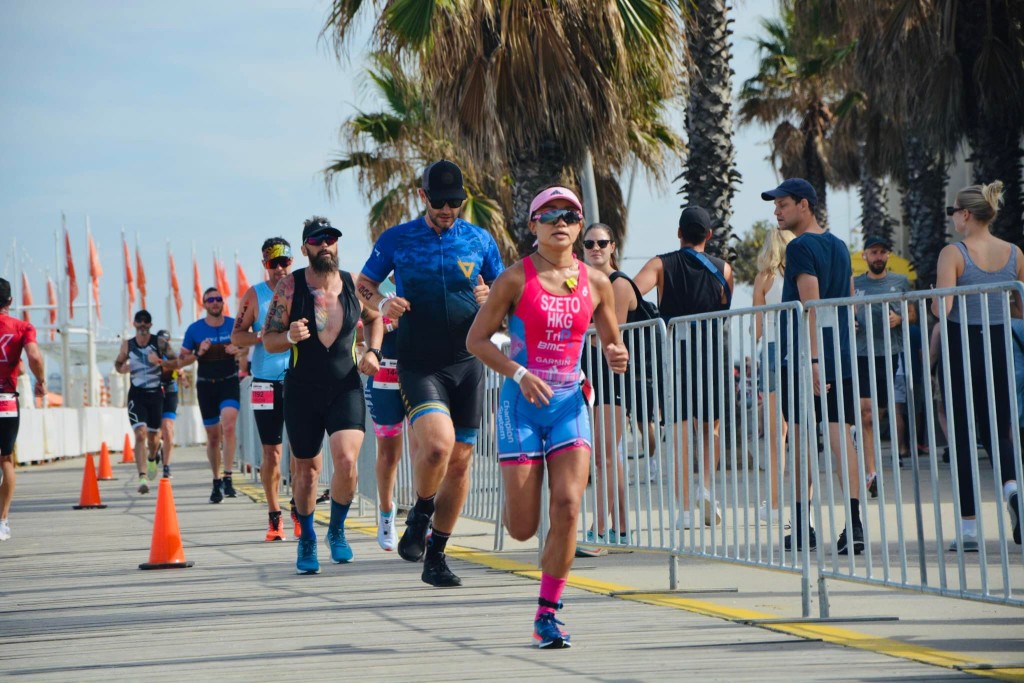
[536,573,568,619]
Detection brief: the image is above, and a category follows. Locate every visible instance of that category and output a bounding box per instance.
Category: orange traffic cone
[97,442,116,481]
[139,478,194,570]
[121,433,135,464]
[72,453,107,509]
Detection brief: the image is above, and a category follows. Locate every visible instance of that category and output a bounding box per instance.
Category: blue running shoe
[327,528,353,563]
[296,537,320,575]
[534,612,571,649]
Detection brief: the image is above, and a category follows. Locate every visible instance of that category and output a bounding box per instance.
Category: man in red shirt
[0,278,47,541]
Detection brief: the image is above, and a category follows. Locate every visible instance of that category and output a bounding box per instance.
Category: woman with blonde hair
[752,227,794,525]
[933,180,1023,551]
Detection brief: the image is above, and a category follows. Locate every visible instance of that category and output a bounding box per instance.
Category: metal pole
[580,150,600,225]
[85,218,99,407]
[166,240,173,338]
[59,218,70,405]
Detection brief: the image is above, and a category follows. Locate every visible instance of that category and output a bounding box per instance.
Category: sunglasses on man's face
[583,239,611,249]
[305,235,338,247]
[427,196,464,210]
[534,208,582,225]
[265,257,293,269]
[135,321,152,327]
[205,297,223,304]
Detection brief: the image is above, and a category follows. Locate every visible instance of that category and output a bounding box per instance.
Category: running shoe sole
[1009,492,1021,545]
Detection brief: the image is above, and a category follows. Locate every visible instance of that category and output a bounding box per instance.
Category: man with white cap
[356,160,505,587]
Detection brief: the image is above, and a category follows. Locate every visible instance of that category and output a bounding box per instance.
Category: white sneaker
[377,509,397,552]
[0,519,10,541]
[758,501,781,525]
[648,458,660,482]
[699,487,722,525]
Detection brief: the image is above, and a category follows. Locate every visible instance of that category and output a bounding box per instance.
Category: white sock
[962,519,978,536]
[1004,481,1019,500]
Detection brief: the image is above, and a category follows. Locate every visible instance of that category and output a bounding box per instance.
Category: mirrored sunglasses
[305,235,338,247]
[533,208,582,225]
[205,296,223,303]
[266,256,293,269]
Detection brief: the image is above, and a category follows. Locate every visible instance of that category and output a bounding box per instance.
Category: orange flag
[136,248,147,309]
[168,252,183,325]
[46,277,57,341]
[214,257,231,316]
[192,255,202,316]
[88,233,103,321]
[236,261,251,305]
[123,238,135,311]
[21,273,33,323]
[65,229,78,319]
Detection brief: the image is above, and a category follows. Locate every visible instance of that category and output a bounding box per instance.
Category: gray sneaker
[947,533,979,553]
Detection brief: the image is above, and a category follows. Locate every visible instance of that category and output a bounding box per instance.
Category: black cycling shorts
[128,386,164,432]
[399,357,484,434]
[162,390,178,420]
[856,355,897,401]
[197,377,241,427]
[0,393,19,456]
[780,367,856,425]
[251,378,285,446]
[284,375,365,459]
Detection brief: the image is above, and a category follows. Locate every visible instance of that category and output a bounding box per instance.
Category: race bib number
[374,359,399,390]
[0,393,17,418]
[251,382,274,410]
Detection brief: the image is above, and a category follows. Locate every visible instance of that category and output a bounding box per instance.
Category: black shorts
[127,386,163,432]
[0,393,19,456]
[780,366,856,425]
[676,337,724,421]
[284,375,365,459]
[399,357,484,440]
[161,390,178,420]
[857,355,897,400]
[197,376,241,427]
[251,378,285,446]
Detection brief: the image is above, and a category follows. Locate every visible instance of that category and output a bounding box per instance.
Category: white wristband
[377,294,395,315]
[512,366,528,384]
[286,330,297,345]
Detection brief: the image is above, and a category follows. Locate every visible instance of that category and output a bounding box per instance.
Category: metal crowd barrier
[233,282,1024,614]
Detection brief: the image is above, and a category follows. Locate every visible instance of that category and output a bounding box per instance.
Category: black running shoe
[222,477,237,498]
[422,552,462,587]
[784,527,817,551]
[837,526,865,555]
[316,488,331,504]
[398,509,431,562]
[867,474,878,499]
[210,480,224,504]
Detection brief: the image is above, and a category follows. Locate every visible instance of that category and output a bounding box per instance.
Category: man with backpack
[633,206,734,531]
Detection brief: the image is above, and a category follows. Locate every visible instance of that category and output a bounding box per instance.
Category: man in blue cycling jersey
[357,160,505,587]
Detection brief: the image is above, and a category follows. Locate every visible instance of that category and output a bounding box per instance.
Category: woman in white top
[752,228,793,525]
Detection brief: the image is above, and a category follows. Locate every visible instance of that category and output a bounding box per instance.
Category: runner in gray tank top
[933,180,1024,551]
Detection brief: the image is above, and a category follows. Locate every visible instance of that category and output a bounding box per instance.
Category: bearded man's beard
[311,250,338,274]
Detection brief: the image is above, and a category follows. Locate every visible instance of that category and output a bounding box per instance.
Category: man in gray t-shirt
[853,236,915,494]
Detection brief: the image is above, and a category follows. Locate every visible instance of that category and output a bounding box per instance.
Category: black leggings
[944,322,1020,517]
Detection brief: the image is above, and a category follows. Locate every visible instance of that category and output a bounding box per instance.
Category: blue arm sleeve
[361,229,397,284]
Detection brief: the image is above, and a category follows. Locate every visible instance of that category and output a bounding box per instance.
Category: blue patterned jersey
[362,216,505,371]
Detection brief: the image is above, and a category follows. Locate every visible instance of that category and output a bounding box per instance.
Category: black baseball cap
[301,216,342,242]
[761,178,818,207]
[421,160,467,202]
[863,235,892,251]
[156,329,170,341]
[134,309,152,324]
[679,206,712,231]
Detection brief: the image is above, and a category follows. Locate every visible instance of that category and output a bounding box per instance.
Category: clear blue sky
[0,1,854,337]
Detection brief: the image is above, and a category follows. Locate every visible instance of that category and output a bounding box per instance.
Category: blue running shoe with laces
[327,528,353,563]
[534,612,571,649]
[296,536,320,574]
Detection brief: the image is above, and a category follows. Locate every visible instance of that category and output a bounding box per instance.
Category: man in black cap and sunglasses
[357,160,505,587]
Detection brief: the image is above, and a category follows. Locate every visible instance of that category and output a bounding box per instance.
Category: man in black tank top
[262,217,384,575]
[114,309,176,494]
[633,206,734,531]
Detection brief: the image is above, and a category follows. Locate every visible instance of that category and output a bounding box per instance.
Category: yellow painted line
[235,484,1022,682]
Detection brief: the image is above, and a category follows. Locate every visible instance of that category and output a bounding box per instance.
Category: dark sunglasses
[205,296,224,304]
[427,196,464,210]
[945,206,964,216]
[266,257,293,269]
[135,320,152,326]
[583,239,611,249]
[305,235,338,247]
[533,208,582,225]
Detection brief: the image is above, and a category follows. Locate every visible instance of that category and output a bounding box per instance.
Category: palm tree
[679,0,740,260]
[323,53,515,259]
[322,0,687,255]
[738,4,857,229]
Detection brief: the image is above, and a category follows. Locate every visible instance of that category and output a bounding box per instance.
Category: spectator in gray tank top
[933,180,1024,551]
